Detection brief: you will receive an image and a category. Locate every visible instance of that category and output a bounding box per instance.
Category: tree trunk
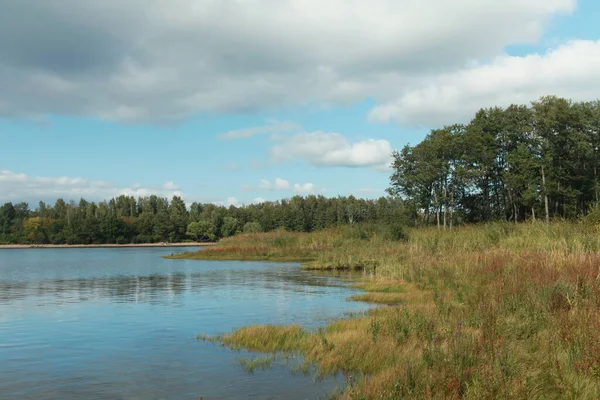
[483,178,490,222]
[450,189,454,229]
[443,183,447,230]
[434,191,440,230]
[423,193,431,226]
[542,166,550,224]
[555,181,560,217]
[507,188,516,223]
[531,206,536,222]
[595,165,599,203]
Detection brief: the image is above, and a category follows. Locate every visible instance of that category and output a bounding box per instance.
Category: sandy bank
[0,242,216,250]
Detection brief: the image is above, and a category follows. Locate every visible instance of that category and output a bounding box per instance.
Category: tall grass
[183,222,600,399]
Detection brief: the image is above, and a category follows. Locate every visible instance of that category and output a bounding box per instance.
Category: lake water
[0,247,372,399]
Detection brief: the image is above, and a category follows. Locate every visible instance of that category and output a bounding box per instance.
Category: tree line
[388,96,600,227]
[4,95,595,243]
[0,195,406,244]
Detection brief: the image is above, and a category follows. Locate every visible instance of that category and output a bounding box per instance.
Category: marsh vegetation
[189,222,600,399]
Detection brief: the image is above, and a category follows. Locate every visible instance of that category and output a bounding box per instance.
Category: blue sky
[1,0,599,207]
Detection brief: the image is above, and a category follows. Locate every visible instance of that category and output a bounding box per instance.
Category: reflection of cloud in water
[0,268,364,308]
[0,252,374,400]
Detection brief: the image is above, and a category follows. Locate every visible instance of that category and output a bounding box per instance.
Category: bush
[187,221,217,242]
[132,234,153,244]
[582,202,600,225]
[221,217,240,238]
[387,223,408,241]
[243,222,262,233]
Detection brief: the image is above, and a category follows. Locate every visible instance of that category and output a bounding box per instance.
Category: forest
[389,96,600,227]
[2,95,599,245]
[0,195,405,245]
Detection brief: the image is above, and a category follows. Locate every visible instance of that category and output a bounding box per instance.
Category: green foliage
[386,222,408,241]
[243,221,262,233]
[235,355,275,374]
[0,195,408,245]
[186,221,216,242]
[369,317,381,342]
[582,202,600,225]
[220,216,239,238]
[201,222,600,399]
[389,96,600,226]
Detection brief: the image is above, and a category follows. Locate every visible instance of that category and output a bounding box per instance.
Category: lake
[0,247,372,399]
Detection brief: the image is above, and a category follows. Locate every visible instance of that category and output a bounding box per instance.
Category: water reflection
[0,248,371,400]
[0,268,360,306]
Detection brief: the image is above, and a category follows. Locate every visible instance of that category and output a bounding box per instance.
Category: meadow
[175,222,600,399]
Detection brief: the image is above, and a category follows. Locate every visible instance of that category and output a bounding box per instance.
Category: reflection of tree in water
[0,268,365,306]
[0,273,189,305]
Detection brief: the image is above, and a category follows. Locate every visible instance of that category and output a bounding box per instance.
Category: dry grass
[349,292,406,304]
[188,222,600,399]
[221,324,308,352]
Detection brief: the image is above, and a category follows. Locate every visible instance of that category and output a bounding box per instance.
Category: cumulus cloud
[219,119,302,140]
[258,178,291,191]
[0,0,576,122]
[212,196,273,207]
[226,197,240,207]
[293,183,318,194]
[271,132,393,169]
[243,178,322,194]
[0,170,183,204]
[163,181,180,191]
[369,40,600,126]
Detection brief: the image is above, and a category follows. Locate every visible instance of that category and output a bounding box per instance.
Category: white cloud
[293,183,318,194]
[212,196,269,207]
[226,197,240,207]
[243,178,323,194]
[271,132,393,168]
[0,170,183,204]
[219,119,302,140]
[369,40,600,127]
[0,0,576,122]
[163,181,180,191]
[258,178,291,190]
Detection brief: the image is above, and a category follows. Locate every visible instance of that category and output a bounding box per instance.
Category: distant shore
[0,242,216,250]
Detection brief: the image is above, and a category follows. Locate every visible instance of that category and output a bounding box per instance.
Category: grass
[236,355,275,374]
[167,225,393,270]
[182,222,600,399]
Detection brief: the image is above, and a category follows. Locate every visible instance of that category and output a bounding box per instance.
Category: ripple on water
[0,247,372,399]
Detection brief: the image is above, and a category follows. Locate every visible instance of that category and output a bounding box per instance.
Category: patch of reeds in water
[189,222,600,399]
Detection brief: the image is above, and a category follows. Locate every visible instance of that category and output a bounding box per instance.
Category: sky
[1,0,599,208]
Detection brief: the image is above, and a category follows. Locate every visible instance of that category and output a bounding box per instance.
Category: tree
[389,96,600,225]
[23,217,51,243]
[187,221,216,242]
[0,202,16,235]
[221,217,240,237]
[169,196,189,242]
[243,221,262,233]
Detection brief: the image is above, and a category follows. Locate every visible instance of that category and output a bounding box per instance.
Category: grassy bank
[0,242,213,249]
[182,222,600,399]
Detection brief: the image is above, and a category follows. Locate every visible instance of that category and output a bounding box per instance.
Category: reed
[187,222,600,399]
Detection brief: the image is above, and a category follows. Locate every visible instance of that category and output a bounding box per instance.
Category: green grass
[183,222,600,399]
[236,355,275,374]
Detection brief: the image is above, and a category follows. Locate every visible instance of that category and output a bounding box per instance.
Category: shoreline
[0,242,216,250]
